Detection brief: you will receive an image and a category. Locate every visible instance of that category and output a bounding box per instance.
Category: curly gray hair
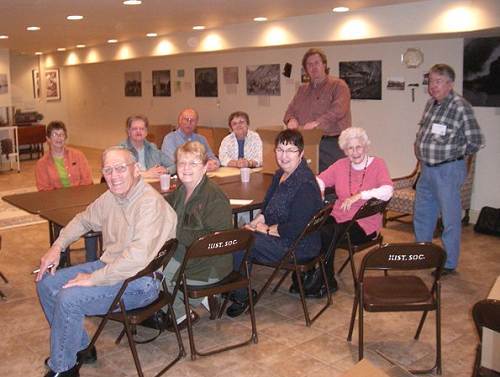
[338,127,371,151]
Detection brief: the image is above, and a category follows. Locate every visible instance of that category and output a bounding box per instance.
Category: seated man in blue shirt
[120,114,175,178]
[161,108,220,172]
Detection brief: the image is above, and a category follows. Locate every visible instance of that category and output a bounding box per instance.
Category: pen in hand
[32,264,55,274]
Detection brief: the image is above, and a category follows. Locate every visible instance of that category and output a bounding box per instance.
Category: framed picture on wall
[339,60,382,100]
[152,70,171,97]
[45,68,61,101]
[124,71,142,97]
[32,69,41,98]
[195,67,218,97]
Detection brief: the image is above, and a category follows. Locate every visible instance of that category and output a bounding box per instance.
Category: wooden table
[7,173,273,248]
[17,124,46,160]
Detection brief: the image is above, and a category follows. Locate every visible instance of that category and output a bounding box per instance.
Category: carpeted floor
[0,187,46,230]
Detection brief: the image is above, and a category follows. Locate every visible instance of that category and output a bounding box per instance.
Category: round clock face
[402,48,424,68]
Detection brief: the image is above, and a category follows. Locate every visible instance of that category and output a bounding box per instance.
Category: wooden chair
[472,299,500,377]
[147,124,174,149]
[384,156,475,226]
[253,202,334,326]
[174,229,257,360]
[84,239,185,377]
[335,198,390,279]
[348,242,446,375]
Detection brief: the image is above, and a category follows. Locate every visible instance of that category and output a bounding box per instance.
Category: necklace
[349,156,368,196]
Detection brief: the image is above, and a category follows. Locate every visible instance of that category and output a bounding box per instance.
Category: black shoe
[432,268,456,277]
[43,363,80,377]
[45,346,97,368]
[289,276,338,297]
[226,290,257,318]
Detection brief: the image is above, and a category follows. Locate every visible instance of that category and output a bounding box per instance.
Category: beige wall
[10,37,500,214]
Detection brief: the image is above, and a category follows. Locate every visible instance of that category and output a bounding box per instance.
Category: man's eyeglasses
[102,162,134,175]
[177,160,204,169]
[275,147,300,155]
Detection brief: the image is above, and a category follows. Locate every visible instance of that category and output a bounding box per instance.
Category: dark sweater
[263,159,322,259]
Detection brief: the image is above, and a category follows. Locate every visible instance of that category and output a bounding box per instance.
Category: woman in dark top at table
[226,129,323,317]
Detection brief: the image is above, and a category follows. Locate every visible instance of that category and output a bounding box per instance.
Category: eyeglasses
[177,160,204,169]
[102,162,134,175]
[50,132,66,139]
[275,147,300,155]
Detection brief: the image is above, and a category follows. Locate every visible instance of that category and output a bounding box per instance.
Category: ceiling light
[332,6,350,12]
[107,39,118,43]
[76,44,86,48]
[26,26,41,31]
[253,17,268,22]
[57,47,66,51]
[192,25,206,30]
[123,0,142,5]
[146,32,158,37]
[66,15,83,20]
[35,52,43,55]
[0,35,8,39]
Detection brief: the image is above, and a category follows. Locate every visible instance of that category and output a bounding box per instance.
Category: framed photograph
[124,71,142,97]
[195,67,218,97]
[246,64,281,96]
[45,69,61,101]
[152,70,171,97]
[463,36,500,107]
[339,60,382,100]
[32,69,41,98]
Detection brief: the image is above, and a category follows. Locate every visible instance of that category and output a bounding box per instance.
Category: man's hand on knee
[63,273,94,288]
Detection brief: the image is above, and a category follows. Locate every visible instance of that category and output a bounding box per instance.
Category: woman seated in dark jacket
[227,129,323,317]
[163,141,233,328]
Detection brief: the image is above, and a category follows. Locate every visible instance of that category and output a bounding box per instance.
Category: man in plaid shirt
[414,63,484,275]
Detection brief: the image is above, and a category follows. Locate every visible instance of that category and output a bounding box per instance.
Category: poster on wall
[0,74,8,94]
[246,64,280,96]
[152,70,171,97]
[45,69,61,101]
[339,60,382,100]
[32,69,41,98]
[223,66,239,84]
[124,71,142,97]
[195,67,218,97]
[463,36,500,107]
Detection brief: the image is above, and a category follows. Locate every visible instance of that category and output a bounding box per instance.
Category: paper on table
[230,199,253,205]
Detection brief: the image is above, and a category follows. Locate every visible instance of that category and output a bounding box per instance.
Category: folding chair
[347,242,446,375]
[175,228,257,360]
[85,238,185,377]
[0,235,8,299]
[253,202,334,327]
[472,299,500,377]
[334,198,390,278]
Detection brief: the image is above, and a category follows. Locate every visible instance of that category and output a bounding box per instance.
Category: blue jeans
[414,160,466,269]
[36,260,160,372]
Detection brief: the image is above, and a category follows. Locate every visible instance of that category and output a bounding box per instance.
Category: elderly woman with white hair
[290,127,393,297]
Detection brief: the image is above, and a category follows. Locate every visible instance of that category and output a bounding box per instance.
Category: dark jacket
[263,159,322,259]
[166,175,233,281]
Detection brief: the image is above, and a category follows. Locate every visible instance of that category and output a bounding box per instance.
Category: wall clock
[402,48,424,68]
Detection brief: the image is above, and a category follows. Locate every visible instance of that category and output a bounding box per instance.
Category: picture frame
[124,71,142,97]
[45,68,61,101]
[32,69,41,99]
[152,70,171,97]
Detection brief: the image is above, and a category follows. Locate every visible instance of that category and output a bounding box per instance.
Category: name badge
[431,123,447,136]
